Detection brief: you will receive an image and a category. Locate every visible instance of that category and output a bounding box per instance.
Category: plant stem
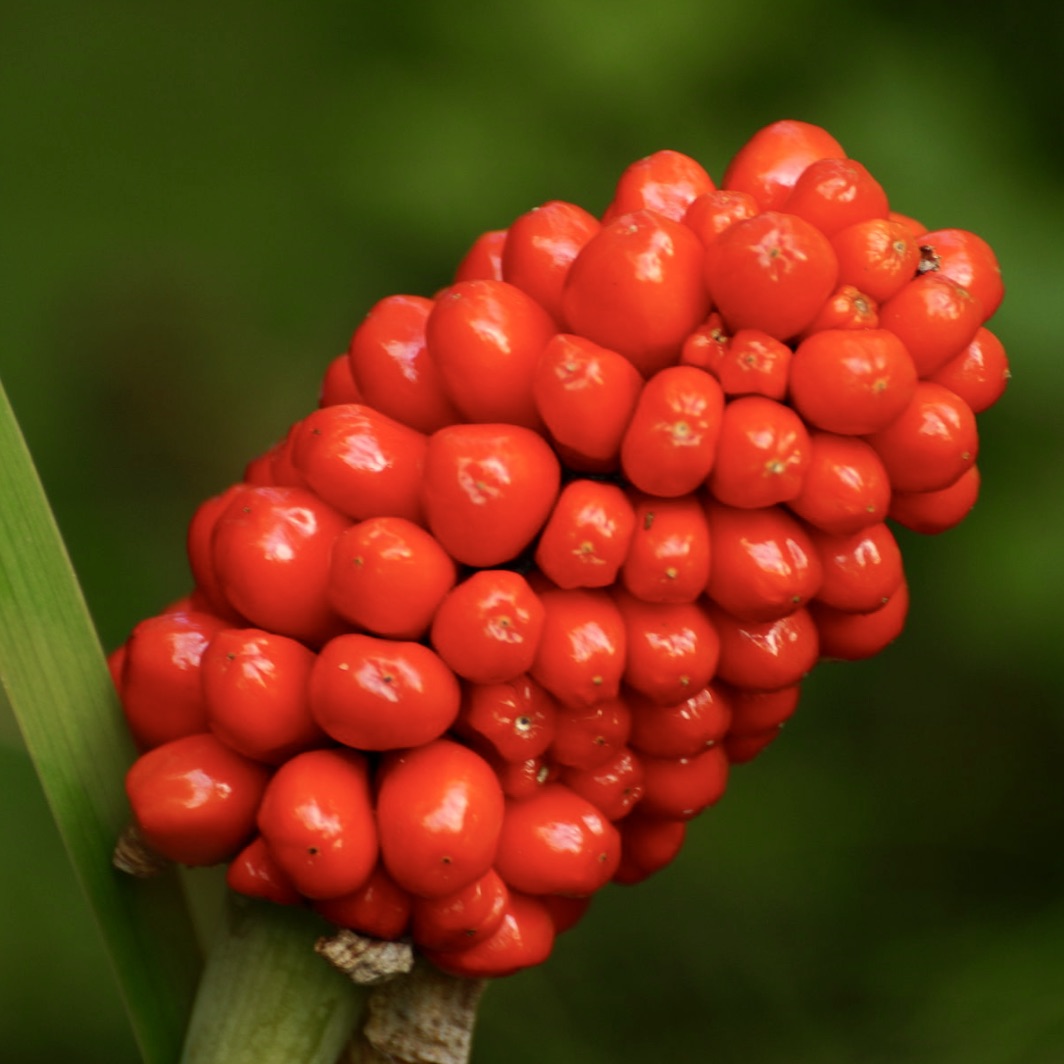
[180,895,365,1064]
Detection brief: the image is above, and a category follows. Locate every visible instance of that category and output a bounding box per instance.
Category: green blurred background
[2,2,1062,1061]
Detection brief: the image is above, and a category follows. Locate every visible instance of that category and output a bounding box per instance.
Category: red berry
[410,867,509,952]
[788,328,918,435]
[797,283,879,337]
[559,745,646,821]
[807,522,905,613]
[703,211,839,340]
[620,365,725,497]
[786,432,892,534]
[811,580,909,661]
[420,422,561,568]
[782,157,889,236]
[256,748,378,900]
[118,609,229,750]
[613,813,688,885]
[928,326,1010,414]
[682,189,760,244]
[532,333,644,471]
[878,273,983,377]
[627,684,732,759]
[723,683,801,736]
[292,404,427,525]
[606,149,716,223]
[309,633,460,751]
[707,603,820,691]
[421,892,555,978]
[529,587,627,707]
[347,294,461,434]
[549,697,632,770]
[226,835,303,907]
[319,352,362,408]
[706,396,811,508]
[864,381,978,493]
[721,119,846,211]
[494,784,621,895]
[620,492,712,604]
[614,591,720,706]
[200,627,325,764]
[126,732,270,867]
[712,328,793,400]
[637,744,729,820]
[561,209,712,377]
[830,217,922,303]
[454,228,507,282]
[327,516,457,639]
[534,479,637,589]
[888,464,982,535]
[916,228,1004,321]
[704,501,823,622]
[376,739,505,899]
[501,200,601,323]
[426,279,557,429]
[455,674,558,763]
[313,865,413,941]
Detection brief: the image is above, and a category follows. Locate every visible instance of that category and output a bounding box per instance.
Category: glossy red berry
[888,464,982,535]
[721,119,846,211]
[292,404,428,525]
[782,157,889,236]
[532,333,644,471]
[501,200,601,323]
[347,294,461,434]
[494,784,621,895]
[559,745,645,821]
[613,591,720,706]
[704,502,822,622]
[613,813,687,885]
[376,739,505,898]
[626,684,732,759]
[606,149,716,223]
[712,328,793,400]
[878,273,983,377]
[637,744,729,820]
[707,603,820,691]
[313,865,413,941]
[226,835,303,907]
[704,211,839,340]
[327,516,457,639]
[118,609,229,750]
[421,892,555,978]
[706,396,811,508]
[788,328,918,436]
[830,217,922,304]
[410,867,509,952]
[454,228,507,282]
[200,627,324,764]
[811,580,909,661]
[561,209,712,377]
[126,732,270,867]
[864,381,978,493]
[426,279,557,428]
[786,432,892,534]
[319,352,362,408]
[529,587,627,707]
[256,748,377,900]
[210,484,351,646]
[455,674,558,762]
[916,228,1004,321]
[549,697,632,770]
[807,522,905,613]
[309,633,460,751]
[682,189,760,244]
[620,365,725,497]
[620,492,712,604]
[928,326,1010,414]
[420,422,561,568]
[534,479,637,589]
[430,570,546,684]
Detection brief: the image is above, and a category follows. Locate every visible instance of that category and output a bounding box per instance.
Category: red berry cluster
[111,120,1007,980]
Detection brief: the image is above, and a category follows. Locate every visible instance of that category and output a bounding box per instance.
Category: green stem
[181,896,364,1064]
[0,377,201,1062]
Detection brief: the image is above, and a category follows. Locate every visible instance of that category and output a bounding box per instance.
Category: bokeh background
[2,3,1062,1061]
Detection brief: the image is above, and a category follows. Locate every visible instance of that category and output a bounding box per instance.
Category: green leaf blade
[0,377,202,1063]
